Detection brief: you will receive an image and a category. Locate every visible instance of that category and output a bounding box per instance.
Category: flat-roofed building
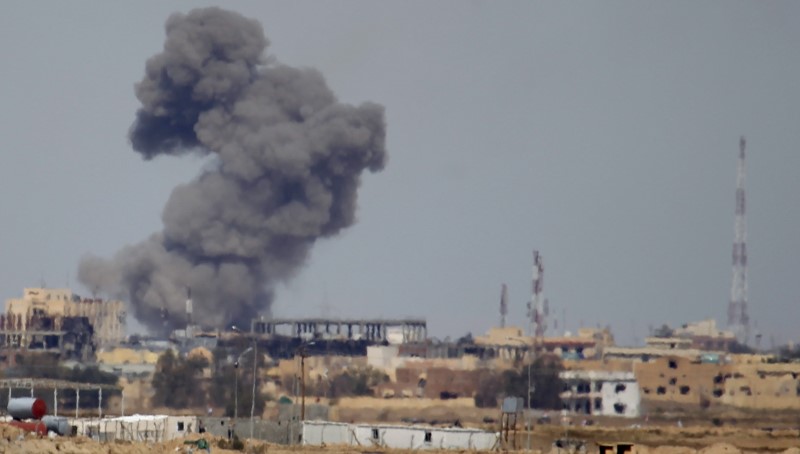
[3,287,125,348]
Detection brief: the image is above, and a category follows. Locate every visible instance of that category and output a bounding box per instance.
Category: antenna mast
[526,250,546,338]
[728,136,750,344]
[499,283,508,328]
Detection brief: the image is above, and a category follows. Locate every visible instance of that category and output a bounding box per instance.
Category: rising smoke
[78,7,386,334]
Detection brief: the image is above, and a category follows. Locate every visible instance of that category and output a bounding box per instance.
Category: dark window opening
[713,374,723,384]
[713,388,724,398]
[424,431,432,443]
[372,428,379,439]
[656,386,666,395]
[617,443,634,454]
[669,377,677,385]
[594,398,602,410]
[177,422,185,431]
[615,383,626,393]
[642,387,651,394]
[739,386,752,396]
[668,360,678,369]
[679,386,690,395]
[613,402,626,414]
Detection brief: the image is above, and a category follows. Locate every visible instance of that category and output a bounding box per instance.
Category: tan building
[633,354,800,411]
[474,326,532,363]
[4,287,126,347]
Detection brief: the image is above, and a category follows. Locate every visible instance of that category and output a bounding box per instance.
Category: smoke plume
[78,7,386,334]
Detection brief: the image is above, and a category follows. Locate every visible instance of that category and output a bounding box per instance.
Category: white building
[302,421,499,450]
[559,370,640,418]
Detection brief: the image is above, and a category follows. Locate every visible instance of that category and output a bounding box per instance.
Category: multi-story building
[3,287,126,348]
[559,370,641,418]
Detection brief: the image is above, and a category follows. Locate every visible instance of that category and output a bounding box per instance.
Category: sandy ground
[3,422,800,454]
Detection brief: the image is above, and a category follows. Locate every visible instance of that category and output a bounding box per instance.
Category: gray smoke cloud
[78,7,386,334]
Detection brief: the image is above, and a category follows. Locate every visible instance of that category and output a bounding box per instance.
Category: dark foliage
[474,355,565,409]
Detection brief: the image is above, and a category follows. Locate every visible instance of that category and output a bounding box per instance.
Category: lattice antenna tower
[499,283,508,328]
[526,250,546,338]
[728,136,750,344]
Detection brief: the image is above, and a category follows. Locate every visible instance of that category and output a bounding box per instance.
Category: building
[3,288,125,348]
[559,370,641,418]
[302,421,499,450]
[634,354,800,411]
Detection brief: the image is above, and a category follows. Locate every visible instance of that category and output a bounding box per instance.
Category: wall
[302,421,499,450]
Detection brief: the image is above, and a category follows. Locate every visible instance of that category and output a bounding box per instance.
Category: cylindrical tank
[7,397,47,420]
[42,416,70,436]
[7,420,47,436]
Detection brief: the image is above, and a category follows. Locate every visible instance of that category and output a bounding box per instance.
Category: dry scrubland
[4,423,800,454]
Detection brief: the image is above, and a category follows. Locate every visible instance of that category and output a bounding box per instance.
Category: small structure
[302,421,499,450]
[501,396,524,448]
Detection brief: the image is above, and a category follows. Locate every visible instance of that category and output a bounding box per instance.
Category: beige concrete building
[615,354,800,411]
[4,287,126,347]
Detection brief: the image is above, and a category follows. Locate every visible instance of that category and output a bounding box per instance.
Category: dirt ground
[4,421,800,454]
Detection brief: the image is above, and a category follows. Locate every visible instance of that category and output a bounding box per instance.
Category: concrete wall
[599,378,640,417]
[201,416,301,444]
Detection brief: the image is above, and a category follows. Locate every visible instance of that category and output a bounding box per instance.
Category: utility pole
[300,352,306,421]
[250,339,257,439]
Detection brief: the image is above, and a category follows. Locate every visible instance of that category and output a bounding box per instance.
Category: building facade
[3,288,126,348]
[559,370,641,418]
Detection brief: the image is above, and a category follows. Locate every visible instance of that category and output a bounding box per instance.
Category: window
[177,421,185,431]
[656,386,666,395]
[669,377,677,385]
[679,386,690,395]
[594,398,602,410]
[372,428,379,440]
[615,383,626,393]
[739,386,752,396]
[613,403,626,414]
[668,360,678,369]
[424,431,432,443]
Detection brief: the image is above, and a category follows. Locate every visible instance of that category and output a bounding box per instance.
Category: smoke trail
[78,7,386,334]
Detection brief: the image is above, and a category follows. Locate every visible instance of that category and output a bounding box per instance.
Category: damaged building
[1,288,126,361]
[559,370,641,418]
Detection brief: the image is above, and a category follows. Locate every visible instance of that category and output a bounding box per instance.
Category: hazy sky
[1,2,798,346]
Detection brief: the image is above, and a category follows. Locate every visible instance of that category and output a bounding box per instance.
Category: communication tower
[728,136,750,344]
